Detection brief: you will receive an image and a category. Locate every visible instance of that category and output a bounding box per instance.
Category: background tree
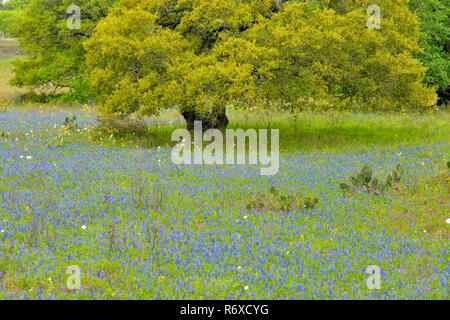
[10,0,117,102]
[0,0,29,37]
[1,0,28,10]
[409,0,449,105]
[252,0,437,109]
[85,0,437,130]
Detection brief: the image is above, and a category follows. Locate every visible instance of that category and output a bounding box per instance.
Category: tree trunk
[181,109,229,132]
[437,87,449,106]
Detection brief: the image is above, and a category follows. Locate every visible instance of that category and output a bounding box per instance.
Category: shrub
[409,0,450,105]
[95,116,150,137]
[340,164,404,194]
[245,186,319,212]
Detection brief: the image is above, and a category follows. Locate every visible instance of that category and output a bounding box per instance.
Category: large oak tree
[85,0,437,130]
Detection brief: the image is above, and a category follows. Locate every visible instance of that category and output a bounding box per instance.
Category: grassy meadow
[0,39,449,300]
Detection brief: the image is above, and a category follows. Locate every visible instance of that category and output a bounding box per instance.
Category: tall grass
[227,109,450,153]
[92,109,450,154]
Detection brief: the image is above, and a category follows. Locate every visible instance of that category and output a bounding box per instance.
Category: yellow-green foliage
[247,0,438,110]
[85,0,437,120]
[10,0,117,95]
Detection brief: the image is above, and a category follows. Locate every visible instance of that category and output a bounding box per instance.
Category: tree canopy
[10,0,117,101]
[409,0,449,104]
[85,0,437,129]
[0,0,29,36]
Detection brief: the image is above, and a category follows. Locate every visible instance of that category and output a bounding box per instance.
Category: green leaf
[371,177,379,188]
[386,174,392,187]
[360,166,372,184]
[393,171,401,183]
[339,182,350,190]
[355,173,364,185]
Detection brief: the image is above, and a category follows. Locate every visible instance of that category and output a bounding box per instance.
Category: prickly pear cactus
[339,164,404,195]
